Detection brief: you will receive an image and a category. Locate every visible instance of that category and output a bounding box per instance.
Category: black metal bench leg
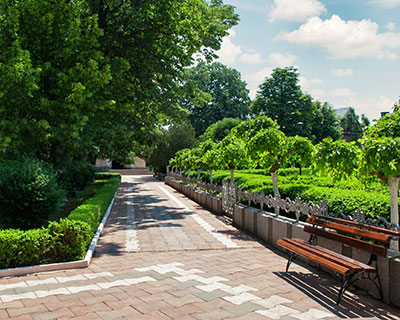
[337,272,357,305]
[286,253,296,273]
[368,272,383,301]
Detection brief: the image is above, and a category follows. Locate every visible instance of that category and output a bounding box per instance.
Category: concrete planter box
[271,216,292,249]
[244,207,259,234]
[206,195,213,211]
[256,212,273,243]
[200,192,207,207]
[164,176,400,307]
[233,204,245,228]
[212,197,222,215]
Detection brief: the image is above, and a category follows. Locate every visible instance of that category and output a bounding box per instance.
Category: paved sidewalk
[0,175,399,319]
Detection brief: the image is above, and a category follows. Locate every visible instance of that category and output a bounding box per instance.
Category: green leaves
[313,138,361,181]
[183,62,250,136]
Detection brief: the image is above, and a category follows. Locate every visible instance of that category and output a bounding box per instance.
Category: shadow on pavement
[274,271,398,319]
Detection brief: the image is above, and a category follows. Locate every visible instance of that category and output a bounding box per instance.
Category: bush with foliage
[0,173,121,269]
[57,161,95,197]
[68,173,121,233]
[0,219,91,268]
[0,158,66,230]
[183,168,393,220]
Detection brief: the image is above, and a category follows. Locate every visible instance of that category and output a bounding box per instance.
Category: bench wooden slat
[290,239,376,272]
[277,238,351,275]
[304,225,388,257]
[280,238,363,271]
[306,217,391,244]
[313,214,400,237]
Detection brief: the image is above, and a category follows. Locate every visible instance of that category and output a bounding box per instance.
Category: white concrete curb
[0,196,116,278]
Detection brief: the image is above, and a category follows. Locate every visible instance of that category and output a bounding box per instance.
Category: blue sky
[216,0,400,121]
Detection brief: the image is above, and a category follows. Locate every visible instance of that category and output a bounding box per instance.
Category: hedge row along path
[0,173,398,319]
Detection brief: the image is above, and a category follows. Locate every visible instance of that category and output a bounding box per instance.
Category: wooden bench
[277,214,400,305]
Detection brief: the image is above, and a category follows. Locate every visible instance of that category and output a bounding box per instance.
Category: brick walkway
[0,175,398,319]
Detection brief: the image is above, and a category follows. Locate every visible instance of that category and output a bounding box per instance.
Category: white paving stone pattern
[0,262,335,319]
[158,185,240,249]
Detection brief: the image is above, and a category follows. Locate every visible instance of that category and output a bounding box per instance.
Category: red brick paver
[0,173,399,319]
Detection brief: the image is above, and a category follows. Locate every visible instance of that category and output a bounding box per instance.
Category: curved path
[0,174,398,319]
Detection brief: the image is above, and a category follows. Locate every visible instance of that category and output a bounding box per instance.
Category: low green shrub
[68,173,120,233]
[0,173,121,269]
[302,187,391,221]
[46,219,91,263]
[0,219,90,269]
[58,161,95,197]
[181,169,391,220]
[0,158,66,230]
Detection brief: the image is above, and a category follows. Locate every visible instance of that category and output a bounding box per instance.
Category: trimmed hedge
[58,161,95,197]
[68,173,121,233]
[0,173,121,269]
[186,169,392,221]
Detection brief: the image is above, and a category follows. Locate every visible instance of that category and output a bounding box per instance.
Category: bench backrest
[305,215,400,257]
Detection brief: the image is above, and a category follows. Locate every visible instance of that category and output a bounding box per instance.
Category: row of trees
[0,0,238,168]
[180,64,347,142]
[169,108,400,226]
[145,66,365,172]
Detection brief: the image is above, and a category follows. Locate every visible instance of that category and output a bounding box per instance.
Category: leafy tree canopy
[0,0,238,166]
[201,118,242,142]
[251,67,342,143]
[182,61,250,136]
[251,67,314,138]
[311,101,342,143]
[145,122,197,173]
[360,110,400,180]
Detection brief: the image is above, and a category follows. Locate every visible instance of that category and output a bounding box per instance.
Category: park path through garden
[0,173,399,319]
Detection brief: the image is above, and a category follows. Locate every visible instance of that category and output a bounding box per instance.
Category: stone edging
[0,197,115,278]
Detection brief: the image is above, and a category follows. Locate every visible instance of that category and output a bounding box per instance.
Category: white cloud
[278,15,400,60]
[331,69,354,77]
[385,22,396,32]
[268,0,326,22]
[268,53,297,67]
[216,30,242,65]
[244,67,273,85]
[337,95,394,121]
[368,0,400,8]
[216,30,266,66]
[333,88,357,97]
[239,51,266,64]
[299,76,323,90]
[306,87,394,121]
[243,67,273,99]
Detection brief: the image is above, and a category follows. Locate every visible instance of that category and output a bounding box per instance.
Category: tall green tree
[311,102,342,143]
[0,0,111,166]
[146,122,197,174]
[87,0,239,158]
[182,62,250,136]
[0,0,238,166]
[201,118,242,142]
[251,67,314,138]
[360,111,400,227]
[338,107,365,141]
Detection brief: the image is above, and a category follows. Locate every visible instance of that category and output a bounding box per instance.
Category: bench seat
[277,215,400,305]
[277,238,376,275]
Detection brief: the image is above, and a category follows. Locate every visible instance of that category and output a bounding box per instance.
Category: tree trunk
[187,168,191,178]
[271,171,280,215]
[197,170,201,181]
[210,169,213,185]
[271,171,280,197]
[230,169,234,183]
[389,177,399,250]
